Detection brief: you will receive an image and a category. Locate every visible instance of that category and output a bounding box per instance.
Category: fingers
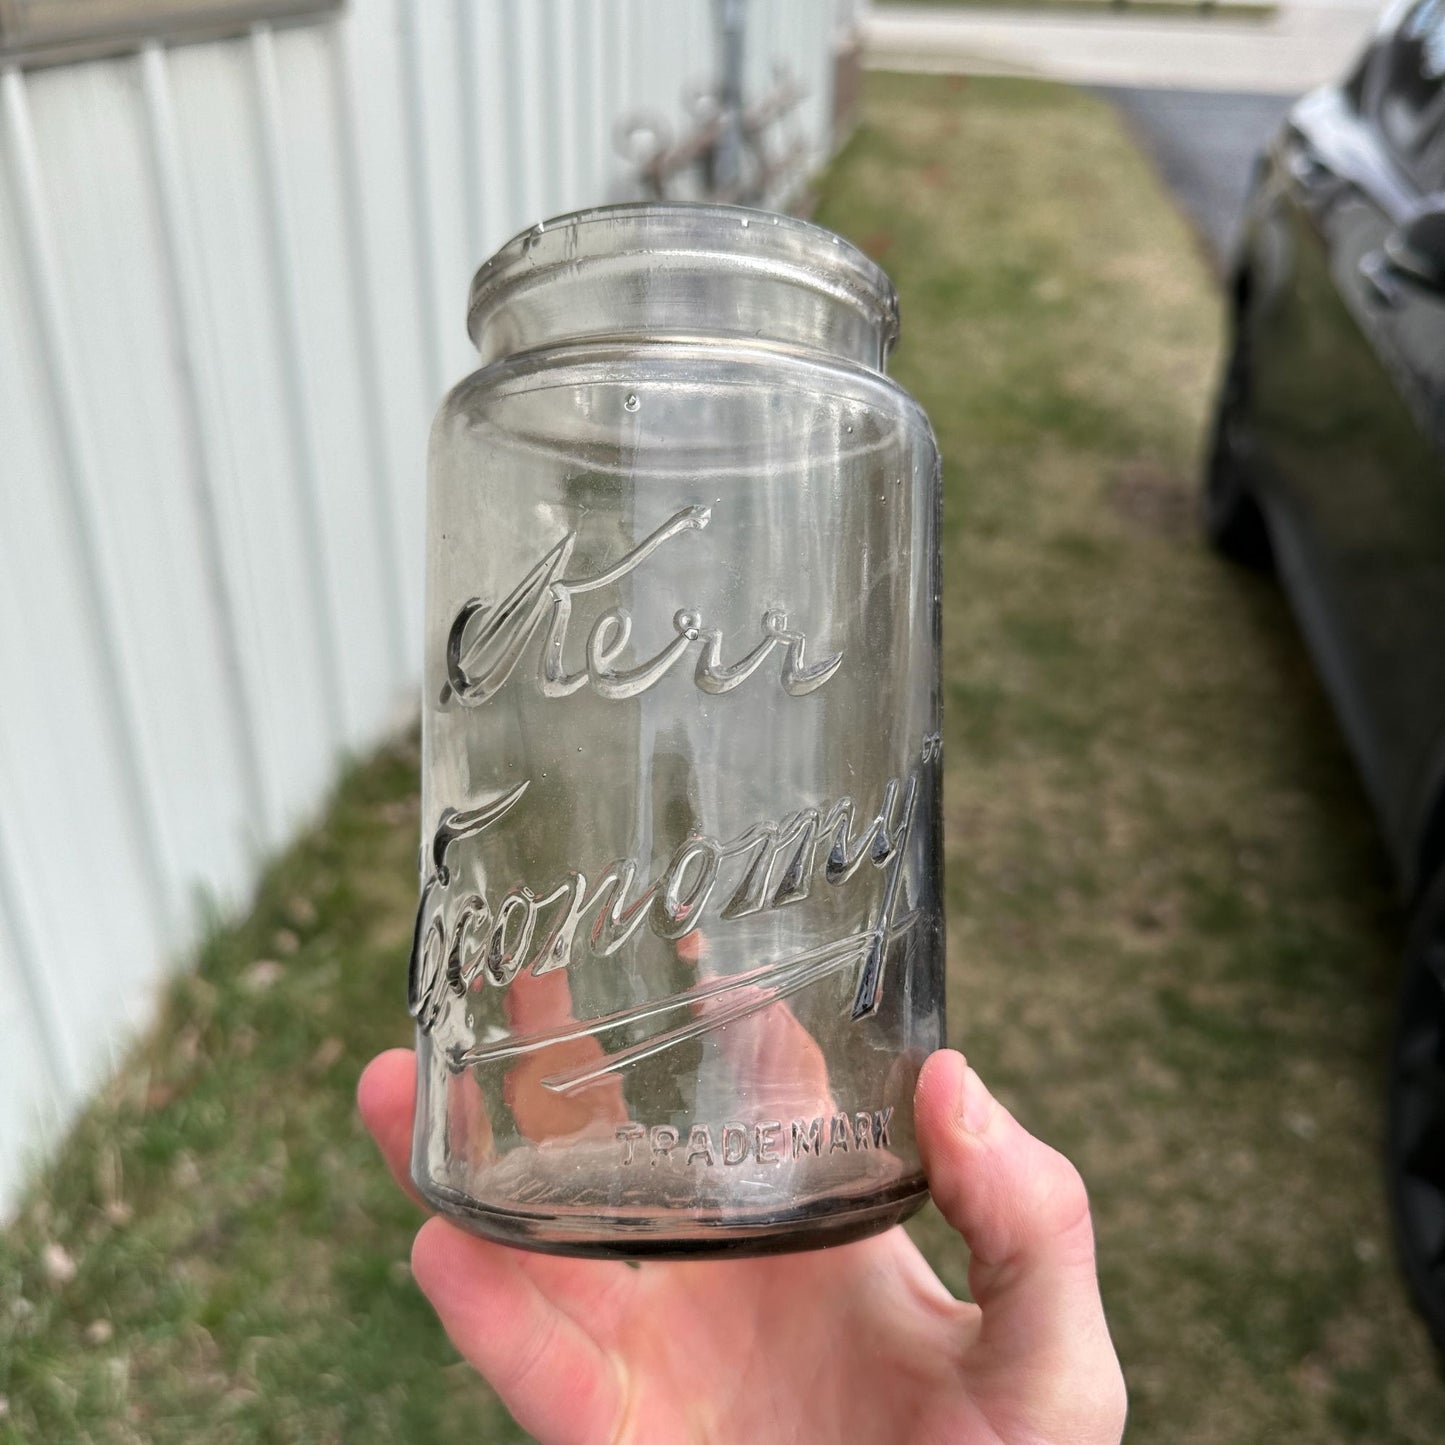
[360,1047,638,1333]
[357,1048,424,1206]
[707,986,835,1119]
[411,1217,624,1445]
[503,974,631,1137]
[915,1050,1126,1434]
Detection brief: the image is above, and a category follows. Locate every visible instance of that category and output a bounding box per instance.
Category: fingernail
[960,1066,995,1134]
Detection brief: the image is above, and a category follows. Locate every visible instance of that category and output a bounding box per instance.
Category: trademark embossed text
[616,1108,895,1166]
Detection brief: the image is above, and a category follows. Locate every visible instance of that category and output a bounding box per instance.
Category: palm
[574,1232,1000,1444]
[360,1048,1125,1445]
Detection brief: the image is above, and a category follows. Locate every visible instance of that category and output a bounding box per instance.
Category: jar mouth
[443,337,922,477]
[465,202,901,369]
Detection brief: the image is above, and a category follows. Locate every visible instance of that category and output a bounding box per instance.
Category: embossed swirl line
[445,936,863,1067]
[538,936,872,1095]
[447,917,917,1095]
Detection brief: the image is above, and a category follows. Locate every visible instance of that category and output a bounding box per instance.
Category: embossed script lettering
[408,765,920,1043]
[444,507,843,705]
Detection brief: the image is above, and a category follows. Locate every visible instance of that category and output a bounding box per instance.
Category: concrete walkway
[1104,87,1295,263]
[864,0,1383,94]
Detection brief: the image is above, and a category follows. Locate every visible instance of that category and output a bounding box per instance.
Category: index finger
[358,1047,425,1207]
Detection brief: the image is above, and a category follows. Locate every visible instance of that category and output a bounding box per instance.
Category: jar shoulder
[436,339,935,442]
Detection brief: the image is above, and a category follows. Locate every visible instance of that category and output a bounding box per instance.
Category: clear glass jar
[409,203,943,1258]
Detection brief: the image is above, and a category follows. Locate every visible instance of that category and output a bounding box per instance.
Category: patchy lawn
[2,73,1441,1443]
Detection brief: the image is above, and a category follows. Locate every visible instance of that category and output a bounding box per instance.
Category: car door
[1251,4,1445,864]
[1325,7,1445,870]
[1369,45,1445,873]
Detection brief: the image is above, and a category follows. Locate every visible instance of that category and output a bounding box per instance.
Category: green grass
[0,739,514,1442]
[823,74,1441,1441]
[2,73,1441,1442]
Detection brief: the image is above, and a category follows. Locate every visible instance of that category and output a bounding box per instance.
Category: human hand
[359,1047,1126,1443]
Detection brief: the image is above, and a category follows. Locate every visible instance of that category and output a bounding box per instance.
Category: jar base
[416,1176,931,1260]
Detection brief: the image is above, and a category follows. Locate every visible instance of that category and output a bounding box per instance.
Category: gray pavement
[864,1,1379,94]
[862,2,1369,273]
[1103,87,1296,266]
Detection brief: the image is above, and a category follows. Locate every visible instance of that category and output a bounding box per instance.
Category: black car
[1206,0,1445,1352]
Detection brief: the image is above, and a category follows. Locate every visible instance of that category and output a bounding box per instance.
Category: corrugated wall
[0,0,850,1213]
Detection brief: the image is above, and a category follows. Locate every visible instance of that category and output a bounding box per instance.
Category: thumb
[915,1050,1126,1437]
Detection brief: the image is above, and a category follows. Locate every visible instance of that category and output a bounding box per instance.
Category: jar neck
[466,204,900,373]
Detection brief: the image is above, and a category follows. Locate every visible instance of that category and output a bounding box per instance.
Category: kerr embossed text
[444,505,844,706]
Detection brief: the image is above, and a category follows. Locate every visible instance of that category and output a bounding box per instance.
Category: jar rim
[465,201,900,356]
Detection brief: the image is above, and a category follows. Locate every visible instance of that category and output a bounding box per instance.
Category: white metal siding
[0,0,850,1213]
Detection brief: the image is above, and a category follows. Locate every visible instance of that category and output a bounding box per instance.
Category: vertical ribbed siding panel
[0,69,179,941]
[658,0,691,201]
[250,24,351,749]
[402,2,474,391]
[534,0,563,218]
[639,0,671,145]
[795,0,816,175]
[328,22,412,690]
[497,0,537,231]
[0,0,839,1217]
[0,808,68,1196]
[397,3,448,408]
[0,75,172,1196]
[520,0,551,225]
[139,43,277,846]
[810,0,838,168]
[341,0,430,650]
[687,0,710,84]
[263,21,406,739]
[611,0,636,198]
[20,53,265,906]
[0,789,75,1105]
[458,0,515,260]
[0,119,74,1148]
[163,38,337,838]
[581,0,607,204]
[553,0,582,213]
[456,0,488,268]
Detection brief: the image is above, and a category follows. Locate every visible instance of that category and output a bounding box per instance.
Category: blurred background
[0,0,847,1206]
[3,0,1444,1439]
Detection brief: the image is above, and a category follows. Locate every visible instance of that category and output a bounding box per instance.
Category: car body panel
[1232,39,1445,895]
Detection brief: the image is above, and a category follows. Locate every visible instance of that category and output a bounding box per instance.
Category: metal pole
[714,0,746,197]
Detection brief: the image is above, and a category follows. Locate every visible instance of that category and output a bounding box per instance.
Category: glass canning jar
[408,202,943,1258]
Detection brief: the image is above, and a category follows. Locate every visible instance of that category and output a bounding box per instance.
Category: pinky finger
[411,1217,624,1444]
